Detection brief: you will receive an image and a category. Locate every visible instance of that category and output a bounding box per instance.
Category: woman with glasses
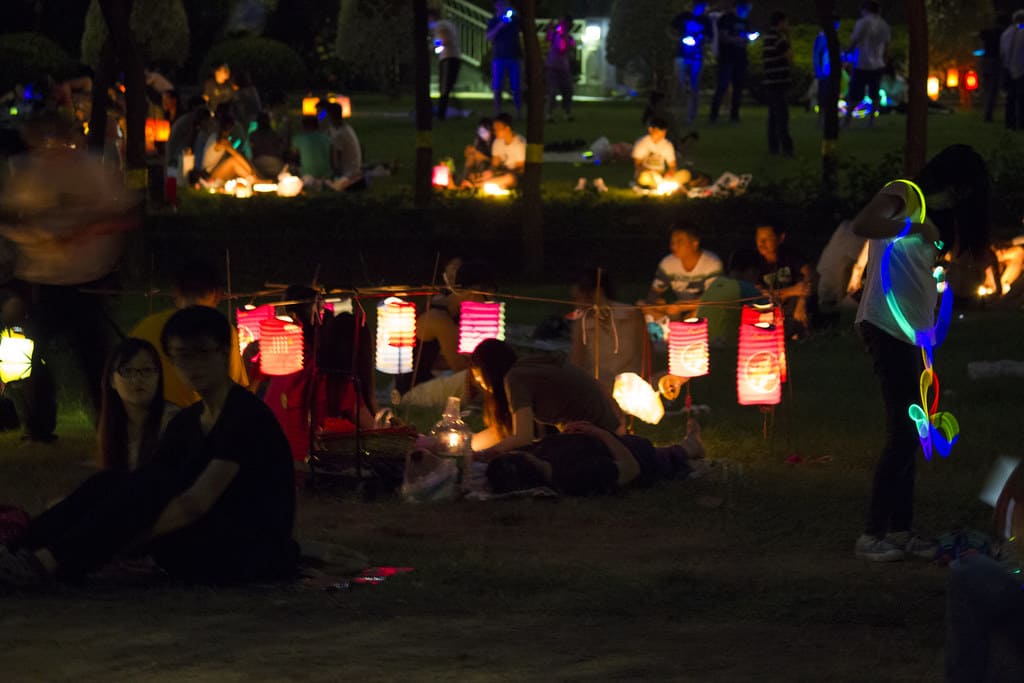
[96,338,178,471]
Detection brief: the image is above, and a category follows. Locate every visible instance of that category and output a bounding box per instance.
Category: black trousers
[437,58,462,120]
[847,68,883,117]
[710,58,747,122]
[859,322,923,537]
[12,467,172,578]
[765,86,793,155]
[1006,76,1024,130]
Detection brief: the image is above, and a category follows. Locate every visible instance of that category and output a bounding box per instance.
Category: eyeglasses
[116,367,158,380]
[167,347,223,365]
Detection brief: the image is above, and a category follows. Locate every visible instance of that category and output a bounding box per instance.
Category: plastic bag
[400,449,458,502]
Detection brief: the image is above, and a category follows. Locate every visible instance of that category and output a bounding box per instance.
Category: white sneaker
[885,531,938,560]
[855,534,905,562]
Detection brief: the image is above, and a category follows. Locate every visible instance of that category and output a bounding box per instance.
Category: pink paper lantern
[236,304,275,354]
[260,317,305,376]
[741,304,787,384]
[668,318,709,378]
[458,301,506,354]
[432,164,451,188]
[737,321,782,406]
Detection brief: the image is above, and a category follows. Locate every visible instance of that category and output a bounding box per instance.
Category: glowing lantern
[236,304,274,354]
[276,175,303,197]
[430,396,473,456]
[144,118,171,154]
[259,317,305,376]
[253,182,278,193]
[737,322,782,406]
[375,297,417,374]
[481,182,510,197]
[432,164,451,188]
[668,318,709,378]
[0,329,34,383]
[655,180,680,196]
[927,77,940,100]
[741,304,787,384]
[301,97,319,116]
[458,301,506,354]
[331,94,352,119]
[613,372,665,424]
[964,70,979,92]
[945,68,959,89]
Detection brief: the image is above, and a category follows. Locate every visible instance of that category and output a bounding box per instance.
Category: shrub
[199,37,308,92]
[0,33,77,93]
[335,0,413,95]
[80,0,190,69]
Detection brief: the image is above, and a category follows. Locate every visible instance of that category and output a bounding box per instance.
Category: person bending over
[469,339,623,456]
[0,306,299,588]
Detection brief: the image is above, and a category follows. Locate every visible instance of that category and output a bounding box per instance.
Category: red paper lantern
[458,301,506,354]
[737,321,782,406]
[259,317,304,376]
[964,70,979,92]
[668,318,709,378]
[236,304,275,354]
[741,304,787,384]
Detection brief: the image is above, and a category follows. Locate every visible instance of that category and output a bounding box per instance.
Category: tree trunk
[519,0,545,277]
[412,0,433,209]
[87,40,115,155]
[98,0,145,174]
[905,0,928,176]
[815,0,840,191]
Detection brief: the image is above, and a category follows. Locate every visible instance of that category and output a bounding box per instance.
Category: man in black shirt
[710,1,755,123]
[0,306,298,587]
[755,222,813,338]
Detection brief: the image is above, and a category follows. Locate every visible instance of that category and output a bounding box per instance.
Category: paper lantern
[668,318,709,378]
[301,97,319,116]
[655,180,680,196]
[741,304,787,384]
[964,70,979,92]
[737,322,782,406]
[253,182,278,193]
[458,301,506,355]
[332,94,352,119]
[236,304,274,354]
[375,297,416,374]
[481,182,510,197]
[276,175,303,197]
[432,164,451,188]
[303,94,351,118]
[927,77,940,100]
[260,317,304,376]
[0,330,33,383]
[613,372,665,424]
[945,68,959,89]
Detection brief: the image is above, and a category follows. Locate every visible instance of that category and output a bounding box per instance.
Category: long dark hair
[97,338,165,471]
[913,144,991,259]
[470,339,518,437]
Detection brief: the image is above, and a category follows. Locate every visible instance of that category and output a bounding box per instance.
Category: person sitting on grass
[486,418,705,496]
[458,118,494,188]
[754,221,814,338]
[0,306,299,588]
[248,111,287,180]
[96,338,180,471]
[130,259,248,408]
[632,116,691,192]
[640,222,724,321]
[199,115,255,188]
[324,102,364,192]
[485,113,525,189]
[468,339,623,457]
[291,114,333,190]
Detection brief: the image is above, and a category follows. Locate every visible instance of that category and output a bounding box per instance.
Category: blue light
[973,49,985,57]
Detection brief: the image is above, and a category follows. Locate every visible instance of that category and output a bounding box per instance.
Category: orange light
[964,70,979,92]
[302,96,319,117]
[144,118,171,153]
[946,68,959,89]
[432,164,450,188]
[302,94,352,118]
[927,77,941,101]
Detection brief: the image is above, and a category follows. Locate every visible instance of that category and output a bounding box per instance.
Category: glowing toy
[747,32,760,42]
[880,179,959,459]
[434,40,444,55]
[682,36,697,47]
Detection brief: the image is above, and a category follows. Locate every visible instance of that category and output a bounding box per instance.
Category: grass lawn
[2,306,1021,680]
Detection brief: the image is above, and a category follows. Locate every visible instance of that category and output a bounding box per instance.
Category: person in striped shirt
[762,11,793,156]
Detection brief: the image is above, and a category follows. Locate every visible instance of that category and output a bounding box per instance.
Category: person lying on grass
[468,339,624,457]
[485,418,705,496]
[0,306,299,589]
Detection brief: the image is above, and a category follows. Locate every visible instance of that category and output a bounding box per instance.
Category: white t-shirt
[817,220,868,306]
[855,183,938,343]
[201,136,223,172]
[492,134,526,171]
[849,14,891,71]
[329,124,362,178]
[651,250,724,301]
[632,135,676,172]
